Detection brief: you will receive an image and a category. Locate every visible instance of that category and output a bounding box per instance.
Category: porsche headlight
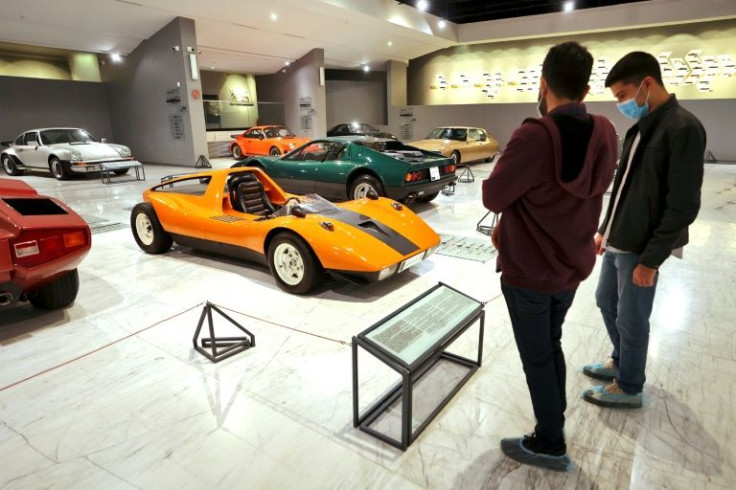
[288,143,295,149]
[70,150,83,161]
[116,146,131,157]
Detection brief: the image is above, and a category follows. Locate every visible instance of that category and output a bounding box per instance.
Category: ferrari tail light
[442,164,456,174]
[11,228,90,268]
[405,170,429,182]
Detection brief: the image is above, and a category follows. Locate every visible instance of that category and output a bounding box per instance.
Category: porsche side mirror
[366,190,379,200]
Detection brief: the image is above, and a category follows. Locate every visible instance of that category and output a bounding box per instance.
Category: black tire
[451,151,461,165]
[130,202,173,254]
[349,174,384,200]
[113,168,129,176]
[268,232,323,294]
[2,155,23,176]
[50,157,69,180]
[28,269,79,310]
[269,147,281,156]
[416,191,439,203]
[485,152,499,163]
[232,145,243,160]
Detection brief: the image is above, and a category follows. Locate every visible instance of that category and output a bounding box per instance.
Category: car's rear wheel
[349,174,384,200]
[113,168,129,176]
[232,145,243,160]
[131,202,173,254]
[50,157,69,180]
[268,232,323,294]
[28,269,79,310]
[269,147,281,156]
[451,151,461,165]
[416,191,439,203]
[2,155,23,176]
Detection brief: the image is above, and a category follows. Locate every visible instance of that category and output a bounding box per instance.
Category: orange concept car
[230,125,310,159]
[130,168,441,294]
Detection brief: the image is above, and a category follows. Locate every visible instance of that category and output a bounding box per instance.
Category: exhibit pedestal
[352,283,484,450]
[193,302,255,363]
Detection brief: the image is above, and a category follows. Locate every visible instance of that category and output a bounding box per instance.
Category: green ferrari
[232,137,457,203]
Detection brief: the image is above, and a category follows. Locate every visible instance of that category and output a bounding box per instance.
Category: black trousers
[501,282,576,451]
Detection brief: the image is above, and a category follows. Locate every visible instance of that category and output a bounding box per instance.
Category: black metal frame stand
[457,165,475,183]
[195,154,212,168]
[476,211,498,236]
[352,283,484,450]
[193,302,255,363]
[441,182,456,196]
[101,162,146,185]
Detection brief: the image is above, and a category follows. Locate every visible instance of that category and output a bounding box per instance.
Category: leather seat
[229,173,275,215]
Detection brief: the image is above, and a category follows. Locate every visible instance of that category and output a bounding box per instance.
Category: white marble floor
[1,161,734,489]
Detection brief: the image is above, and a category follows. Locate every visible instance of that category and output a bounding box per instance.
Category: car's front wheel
[49,157,69,180]
[28,269,79,310]
[2,155,23,176]
[232,145,243,160]
[131,203,173,254]
[349,174,384,200]
[268,232,323,294]
[269,147,281,156]
[451,151,461,165]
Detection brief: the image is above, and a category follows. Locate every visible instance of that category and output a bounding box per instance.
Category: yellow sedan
[409,127,500,165]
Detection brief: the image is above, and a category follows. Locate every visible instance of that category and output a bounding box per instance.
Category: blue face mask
[617,81,650,120]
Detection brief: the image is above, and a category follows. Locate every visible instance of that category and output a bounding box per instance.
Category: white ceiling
[0,0,459,74]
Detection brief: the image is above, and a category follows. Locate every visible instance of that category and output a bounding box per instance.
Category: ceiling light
[110,53,122,62]
[284,61,291,66]
[563,1,574,12]
[387,41,393,47]
[210,66,215,70]
[270,12,278,21]
[417,0,428,12]
[363,65,370,73]
[438,19,446,29]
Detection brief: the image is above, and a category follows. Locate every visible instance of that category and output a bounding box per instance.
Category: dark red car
[0,179,90,310]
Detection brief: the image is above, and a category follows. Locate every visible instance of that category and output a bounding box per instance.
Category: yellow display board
[409,19,736,105]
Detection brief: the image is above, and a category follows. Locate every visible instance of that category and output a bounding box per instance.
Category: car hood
[407,139,455,152]
[50,142,126,160]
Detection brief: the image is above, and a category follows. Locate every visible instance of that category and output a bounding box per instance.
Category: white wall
[326,79,385,128]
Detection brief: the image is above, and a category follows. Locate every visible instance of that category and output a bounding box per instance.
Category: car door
[267,142,325,194]
[241,129,263,155]
[467,129,481,161]
[477,129,493,160]
[20,132,46,168]
[314,142,348,199]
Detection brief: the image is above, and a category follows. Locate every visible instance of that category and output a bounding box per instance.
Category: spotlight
[387,41,393,47]
[417,0,428,12]
[438,19,446,29]
[110,53,122,62]
[285,61,291,66]
[563,1,574,12]
[270,12,278,21]
[363,65,370,73]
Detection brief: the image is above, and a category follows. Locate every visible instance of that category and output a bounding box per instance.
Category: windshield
[349,122,377,133]
[40,129,96,145]
[426,128,467,141]
[271,194,338,217]
[264,126,295,138]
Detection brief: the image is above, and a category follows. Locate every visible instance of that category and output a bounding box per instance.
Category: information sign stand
[352,283,484,450]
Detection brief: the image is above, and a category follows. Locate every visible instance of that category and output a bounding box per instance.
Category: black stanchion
[193,302,255,363]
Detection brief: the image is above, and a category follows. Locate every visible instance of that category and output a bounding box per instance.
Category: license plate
[398,252,424,273]
[429,166,440,181]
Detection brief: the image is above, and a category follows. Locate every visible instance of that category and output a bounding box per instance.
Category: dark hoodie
[482,104,617,293]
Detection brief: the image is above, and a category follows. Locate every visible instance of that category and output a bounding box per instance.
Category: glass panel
[363,285,480,366]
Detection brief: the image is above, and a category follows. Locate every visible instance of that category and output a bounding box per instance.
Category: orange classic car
[230,125,310,159]
[409,127,500,165]
[130,168,440,294]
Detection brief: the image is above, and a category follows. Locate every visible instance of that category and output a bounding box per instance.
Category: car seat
[229,173,276,215]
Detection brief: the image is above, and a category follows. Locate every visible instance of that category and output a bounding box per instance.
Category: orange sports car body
[230,125,310,159]
[130,168,441,294]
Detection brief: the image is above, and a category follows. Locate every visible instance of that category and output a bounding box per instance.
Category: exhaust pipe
[0,292,14,307]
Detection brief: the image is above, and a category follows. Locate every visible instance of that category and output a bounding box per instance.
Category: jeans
[595,251,658,394]
[502,282,576,451]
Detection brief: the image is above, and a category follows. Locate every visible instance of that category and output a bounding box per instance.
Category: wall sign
[169,114,185,140]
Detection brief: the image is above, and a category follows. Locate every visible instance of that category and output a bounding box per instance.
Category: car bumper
[67,158,141,174]
[385,175,458,202]
[327,245,439,284]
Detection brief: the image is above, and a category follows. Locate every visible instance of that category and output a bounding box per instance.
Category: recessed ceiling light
[387,41,393,47]
[563,1,574,12]
[417,0,428,12]
[363,65,370,72]
[270,12,278,21]
[110,53,122,62]
[438,19,446,29]
[285,61,291,66]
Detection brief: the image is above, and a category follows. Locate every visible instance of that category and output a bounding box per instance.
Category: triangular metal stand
[195,154,212,168]
[193,302,255,363]
[705,150,718,163]
[441,182,456,196]
[457,165,475,183]
[476,211,498,236]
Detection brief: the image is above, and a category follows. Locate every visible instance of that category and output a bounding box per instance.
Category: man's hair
[541,41,593,100]
[605,51,663,87]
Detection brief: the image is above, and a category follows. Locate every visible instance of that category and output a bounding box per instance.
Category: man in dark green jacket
[582,51,706,408]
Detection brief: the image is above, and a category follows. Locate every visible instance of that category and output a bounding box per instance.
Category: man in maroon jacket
[483,41,617,471]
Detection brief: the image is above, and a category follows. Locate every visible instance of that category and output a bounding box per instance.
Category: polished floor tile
[1,161,735,489]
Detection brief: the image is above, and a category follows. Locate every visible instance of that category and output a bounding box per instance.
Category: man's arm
[482,122,548,213]
[639,123,706,269]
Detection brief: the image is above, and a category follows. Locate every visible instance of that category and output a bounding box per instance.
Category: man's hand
[633,263,657,287]
[594,233,604,255]
[491,223,501,251]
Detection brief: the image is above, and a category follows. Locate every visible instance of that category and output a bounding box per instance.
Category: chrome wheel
[353,182,376,199]
[135,213,155,246]
[273,242,305,286]
[232,145,242,159]
[451,151,460,165]
[2,156,14,175]
[51,159,65,180]
[269,147,281,156]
